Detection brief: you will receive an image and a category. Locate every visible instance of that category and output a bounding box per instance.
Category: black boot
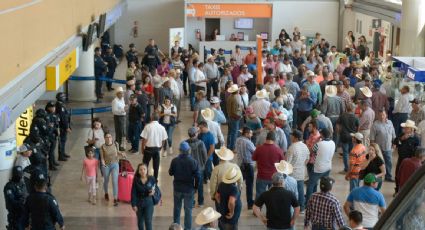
[64,153,71,158]
[49,165,57,171]
[58,156,67,161]
[53,162,60,166]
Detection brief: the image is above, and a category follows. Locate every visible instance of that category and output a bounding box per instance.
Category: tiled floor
[46,63,396,229]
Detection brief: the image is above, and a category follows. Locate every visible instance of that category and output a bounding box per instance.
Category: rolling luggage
[119,159,134,173]
[118,171,134,202]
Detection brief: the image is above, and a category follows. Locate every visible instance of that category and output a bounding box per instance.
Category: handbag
[152,184,162,205]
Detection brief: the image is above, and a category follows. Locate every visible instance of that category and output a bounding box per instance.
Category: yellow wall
[0,0,120,89]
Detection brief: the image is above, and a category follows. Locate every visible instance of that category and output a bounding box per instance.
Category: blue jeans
[382,150,393,180]
[102,162,119,198]
[128,121,142,151]
[297,180,305,211]
[306,170,330,205]
[190,83,196,110]
[350,178,359,192]
[256,179,272,199]
[341,142,353,172]
[197,170,204,205]
[173,191,194,230]
[163,123,175,148]
[137,201,154,230]
[204,155,213,180]
[227,118,240,150]
[241,163,255,207]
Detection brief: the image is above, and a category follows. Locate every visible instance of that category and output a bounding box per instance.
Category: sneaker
[113,199,119,206]
[197,204,204,208]
[169,147,173,155]
[161,149,167,157]
[385,178,395,182]
[300,210,305,214]
[104,193,109,201]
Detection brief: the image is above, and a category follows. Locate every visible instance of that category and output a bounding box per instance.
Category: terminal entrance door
[205,18,220,41]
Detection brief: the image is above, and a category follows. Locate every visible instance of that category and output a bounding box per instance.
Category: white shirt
[278,63,293,74]
[194,69,206,88]
[87,128,105,148]
[169,78,181,99]
[237,72,253,86]
[250,99,271,119]
[287,141,310,181]
[206,120,224,145]
[313,140,336,173]
[111,97,126,116]
[15,155,31,169]
[140,121,168,148]
[394,93,411,113]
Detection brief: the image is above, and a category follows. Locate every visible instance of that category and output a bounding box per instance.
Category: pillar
[399,0,425,56]
[68,46,97,101]
[0,122,17,226]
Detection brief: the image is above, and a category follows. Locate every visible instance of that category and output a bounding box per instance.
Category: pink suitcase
[118,172,134,202]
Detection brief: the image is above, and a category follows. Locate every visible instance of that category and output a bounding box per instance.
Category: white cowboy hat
[401,119,417,129]
[347,87,356,97]
[285,39,291,43]
[215,146,234,161]
[278,113,287,121]
[274,160,293,175]
[325,85,337,97]
[115,86,124,94]
[306,70,315,77]
[222,166,242,184]
[350,132,364,141]
[360,87,372,98]
[227,84,239,93]
[210,96,221,104]
[206,54,214,60]
[201,108,215,121]
[255,89,269,99]
[195,207,221,225]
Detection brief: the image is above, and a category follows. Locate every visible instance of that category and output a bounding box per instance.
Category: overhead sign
[186,3,272,18]
[16,106,33,146]
[46,48,79,91]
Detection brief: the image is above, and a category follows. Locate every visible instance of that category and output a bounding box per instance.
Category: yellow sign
[16,106,33,146]
[46,48,79,91]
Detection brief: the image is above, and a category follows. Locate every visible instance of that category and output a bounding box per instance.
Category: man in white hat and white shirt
[201,108,225,165]
[209,97,226,124]
[204,54,220,101]
[249,89,271,120]
[195,207,221,230]
[210,147,243,204]
[112,86,127,151]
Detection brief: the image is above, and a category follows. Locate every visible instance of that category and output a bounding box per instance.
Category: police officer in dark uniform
[102,45,118,91]
[23,153,48,194]
[24,127,48,175]
[142,39,161,72]
[45,101,60,170]
[94,47,108,102]
[31,109,49,140]
[3,166,28,230]
[22,174,64,230]
[125,43,139,67]
[55,92,71,161]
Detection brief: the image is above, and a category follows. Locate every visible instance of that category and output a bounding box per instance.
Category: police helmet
[46,101,56,108]
[34,173,47,188]
[35,109,47,118]
[56,92,66,102]
[11,166,23,182]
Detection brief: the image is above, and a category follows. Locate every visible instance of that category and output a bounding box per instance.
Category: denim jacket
[131,175,156,208]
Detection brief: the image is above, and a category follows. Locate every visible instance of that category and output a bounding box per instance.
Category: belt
[145,146,161,150]
[114,114,126,117]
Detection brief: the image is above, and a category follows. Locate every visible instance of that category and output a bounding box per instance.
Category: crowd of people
[4,26,425,230]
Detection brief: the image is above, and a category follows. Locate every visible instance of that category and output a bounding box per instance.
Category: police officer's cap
[129,43,135,48]
[35,108,47,117]
[34,173,47,186]
[56,92,66,101]
[46,101,56,108]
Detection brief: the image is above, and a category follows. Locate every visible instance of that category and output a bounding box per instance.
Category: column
[0,122,17,226]
[68,46,97,101]
[399,0,425,56]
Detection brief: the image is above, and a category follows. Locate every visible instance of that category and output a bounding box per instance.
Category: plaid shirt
[305,192,345,229]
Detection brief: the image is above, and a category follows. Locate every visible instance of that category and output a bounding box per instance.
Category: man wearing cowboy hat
[204,54,220,101]
[209,97,226,124]
[215,166,243,229]
[393,85,411,136]
[253,172,300,230]
[371,81,389,117]
[358,99,375,147]
[275,160,298,198]
[111,86,127,151]
[201,108,224,165]
[226,84,243,150]
[322,85,344,144]
[250,89,271,121]
[210,147,242,204]
[193,90,210,125]
[393,119,419,193]
[195,207,221,230]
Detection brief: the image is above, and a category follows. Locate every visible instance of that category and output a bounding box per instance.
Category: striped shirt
[305,192,345,229]
[234,136,256,165]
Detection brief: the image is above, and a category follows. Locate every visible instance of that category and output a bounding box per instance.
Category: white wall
[186,18,206,50]
[271,1,339,46]
[114,0,184,54]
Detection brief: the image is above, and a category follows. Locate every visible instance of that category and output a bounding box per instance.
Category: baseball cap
[310,109,321,118]
[320,176,335,191]
[179,141,191,152]
[271,102,280,109]
[364,173,377,183]
[272,172,285,184]
[350,132,364,141]
[188,127,199,136]
[17,144,29,153]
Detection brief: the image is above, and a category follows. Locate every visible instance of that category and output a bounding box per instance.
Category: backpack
[152,184,162,205]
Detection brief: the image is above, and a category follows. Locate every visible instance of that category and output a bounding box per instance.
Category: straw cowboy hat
[347,87,356,97]
[255,89,269,99]
[227,84,239,93]
[325,85,337,97]
[201,108,215,121]
[274,160,293,175]
[195,207,221,226]
[360,87,372,98]
[215,146,234,161]
[401,120,417,129]
[115,87,124,94]
[350,132,364,141]
[222,166,242,184]
[206,54,214,60]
